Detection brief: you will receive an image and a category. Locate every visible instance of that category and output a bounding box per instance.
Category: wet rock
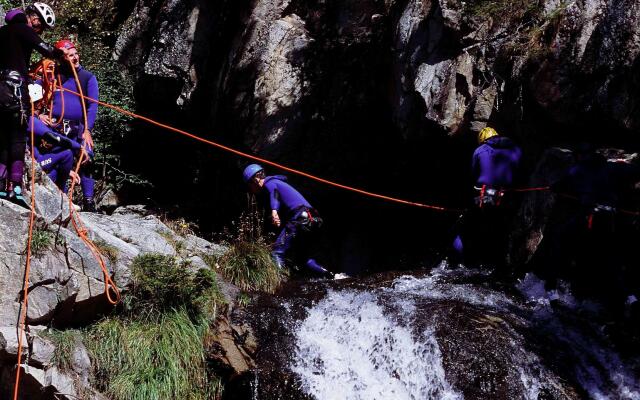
[208,316,256,376]
[239,269,636,399]
[508,147,574,266]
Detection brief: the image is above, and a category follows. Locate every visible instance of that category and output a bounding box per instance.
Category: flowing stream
[244,263,640,400]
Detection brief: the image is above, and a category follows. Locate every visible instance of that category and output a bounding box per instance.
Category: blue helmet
[243,164,264,183]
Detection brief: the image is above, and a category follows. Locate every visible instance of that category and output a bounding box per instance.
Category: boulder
[0,327,28,361]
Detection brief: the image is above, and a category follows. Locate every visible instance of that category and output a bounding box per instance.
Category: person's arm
[266,181,282,227]
[85,74,99,131]
[471,150,480,184]
[17,24,65,60]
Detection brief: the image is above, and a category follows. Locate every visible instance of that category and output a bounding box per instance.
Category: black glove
[42,131,73,149]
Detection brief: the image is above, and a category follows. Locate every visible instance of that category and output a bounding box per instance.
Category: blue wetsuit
[264,175,329,276]
[33,66,98,197]
[472,136,522,187]
[30,116,82,191]
[453,136,523,260]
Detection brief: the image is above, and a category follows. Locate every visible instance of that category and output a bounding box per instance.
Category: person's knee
[61,150,74,168]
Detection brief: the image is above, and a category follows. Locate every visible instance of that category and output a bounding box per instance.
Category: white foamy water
[517,273,640,400]
[292,291,461,400]
[289,266,640,400]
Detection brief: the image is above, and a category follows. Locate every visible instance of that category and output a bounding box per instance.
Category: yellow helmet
[478,127,499,144]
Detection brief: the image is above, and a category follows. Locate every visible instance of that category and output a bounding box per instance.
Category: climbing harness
[475,185,504,208]
[0,70,25,115]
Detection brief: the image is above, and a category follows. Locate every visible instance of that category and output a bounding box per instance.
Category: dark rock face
[114,0,640,143]
[111,1,640,272]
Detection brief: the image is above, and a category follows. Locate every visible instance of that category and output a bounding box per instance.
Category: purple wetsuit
[264,176,328,276]
[29,116,83,191]
[39,66,99,197]
[453,136,523,259]
[472,136,523,188]
[0,16,64,187]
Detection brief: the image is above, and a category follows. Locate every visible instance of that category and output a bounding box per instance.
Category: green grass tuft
[86,310,218,400]
[218,240,285,293]
[85,253,226,399]
[29,228,54,257]
[95,239,120,265]
[42,329,82,372]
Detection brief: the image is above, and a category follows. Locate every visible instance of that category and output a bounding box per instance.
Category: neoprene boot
[83,197,96,212]
[0,179,7,200]
[7,181,30,209]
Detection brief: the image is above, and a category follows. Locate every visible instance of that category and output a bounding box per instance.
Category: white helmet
[26,2,55,28]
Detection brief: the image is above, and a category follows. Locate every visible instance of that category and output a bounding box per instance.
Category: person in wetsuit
[243,163,333,278]
[0,4,68,208]
[452,127,523,267]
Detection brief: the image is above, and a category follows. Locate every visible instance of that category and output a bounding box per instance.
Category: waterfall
[292,291,461,400]
[285,264,640,400]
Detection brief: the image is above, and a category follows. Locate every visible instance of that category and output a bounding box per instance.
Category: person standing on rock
[30,38,99,210]
[0,3,69,208]
[452,127,523,268]
[243,163,334,279]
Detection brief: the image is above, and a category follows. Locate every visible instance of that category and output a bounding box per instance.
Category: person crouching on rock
[30,38,99,211]
[243,163,334,279]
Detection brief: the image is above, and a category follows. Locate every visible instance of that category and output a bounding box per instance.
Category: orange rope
[61,86,640,218]
[13,102,38,400]
[60,87,463,213]
[65,60,120,305]
[509,186,551,192]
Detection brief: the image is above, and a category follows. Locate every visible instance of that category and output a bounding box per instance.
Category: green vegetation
[29,227,54,257]
[469,0,541,22]
[215,211,286,293]
[236,292,252,308]
[95,239,119,265]
[157,230,186,255]
[466,0,568,64]
[87,311,217,400]
[161,216,197,237]
[217,240,284,293]
[42,329,82,372]
[85,254,226,400]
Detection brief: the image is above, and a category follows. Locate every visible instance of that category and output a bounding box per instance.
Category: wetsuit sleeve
[471,150,480,183]
[16,24,64,60]
[265,181,281,211]
[85,75,99,131]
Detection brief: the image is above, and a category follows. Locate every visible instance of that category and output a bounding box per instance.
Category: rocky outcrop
[113,0,640,150]
[0,167,230,399]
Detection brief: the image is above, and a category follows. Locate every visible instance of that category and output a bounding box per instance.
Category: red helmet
[54,39,75,50]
